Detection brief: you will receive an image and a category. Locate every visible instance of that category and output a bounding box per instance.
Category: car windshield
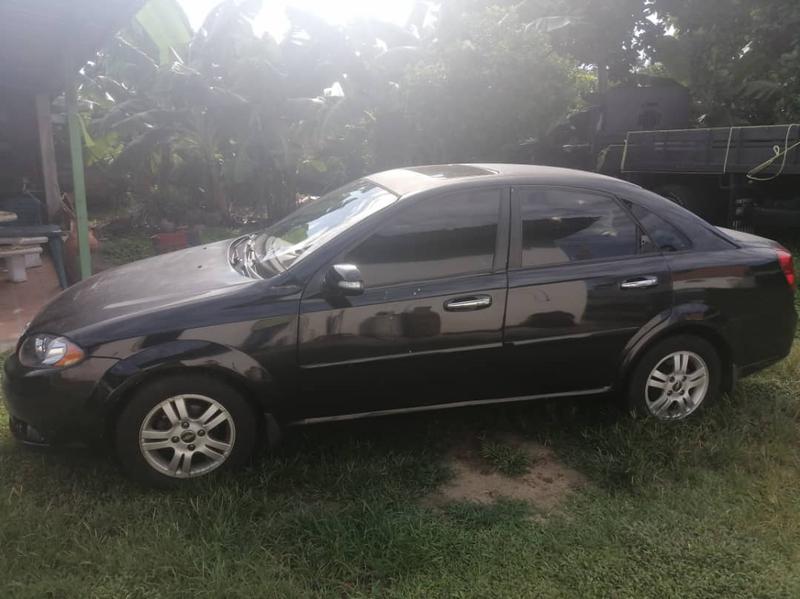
[250,179,397,276]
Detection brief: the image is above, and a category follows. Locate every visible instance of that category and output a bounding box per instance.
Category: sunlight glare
[180,0,417,38]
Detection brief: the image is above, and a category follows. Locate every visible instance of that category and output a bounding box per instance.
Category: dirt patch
[427,433,587,510]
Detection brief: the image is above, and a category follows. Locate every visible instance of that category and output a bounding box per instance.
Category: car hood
[28,240,254,338]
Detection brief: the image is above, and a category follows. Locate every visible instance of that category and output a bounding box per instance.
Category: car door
[503,185,673,398]
[293,187,509,420]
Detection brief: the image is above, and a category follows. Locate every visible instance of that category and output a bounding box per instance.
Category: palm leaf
[134,0,192,65]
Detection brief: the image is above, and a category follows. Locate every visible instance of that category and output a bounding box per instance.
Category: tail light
[777,247,796,292]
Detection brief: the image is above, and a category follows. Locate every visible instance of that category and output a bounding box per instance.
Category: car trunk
[716,227,783,249]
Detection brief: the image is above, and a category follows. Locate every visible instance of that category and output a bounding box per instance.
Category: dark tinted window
[344,189,500,287]
[519,188,638,268]
[628,202,692,253]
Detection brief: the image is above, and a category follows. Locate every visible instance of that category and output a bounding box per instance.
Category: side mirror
[324,264,365,296]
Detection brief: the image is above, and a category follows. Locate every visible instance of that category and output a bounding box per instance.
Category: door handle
[620,276,659,289]
[444,295,493,311]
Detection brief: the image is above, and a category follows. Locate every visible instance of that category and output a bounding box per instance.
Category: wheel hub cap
[138,394,236,479]
[644,350,709,421]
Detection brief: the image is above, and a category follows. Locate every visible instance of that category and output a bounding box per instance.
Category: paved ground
[0,255,61,350]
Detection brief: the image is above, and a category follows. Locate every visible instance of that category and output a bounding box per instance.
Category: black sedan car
[3,164,796,486]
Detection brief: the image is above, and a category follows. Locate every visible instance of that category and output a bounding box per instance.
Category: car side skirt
[287,386,612,426]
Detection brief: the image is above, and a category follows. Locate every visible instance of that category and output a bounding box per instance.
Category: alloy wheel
[138,394,236,478]
[644,350,709,421]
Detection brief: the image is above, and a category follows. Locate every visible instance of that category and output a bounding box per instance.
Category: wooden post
[34,93,62,221]
[65,69,91,279]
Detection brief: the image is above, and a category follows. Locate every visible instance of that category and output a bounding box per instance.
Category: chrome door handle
[444,295,493,311]
[620,276,659,289]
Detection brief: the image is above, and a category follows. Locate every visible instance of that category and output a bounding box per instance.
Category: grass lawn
[2,235,800,598]
[3,347,800,598]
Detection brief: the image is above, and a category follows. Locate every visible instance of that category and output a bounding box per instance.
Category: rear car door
[503,186,673,397]
[294,187,509,420]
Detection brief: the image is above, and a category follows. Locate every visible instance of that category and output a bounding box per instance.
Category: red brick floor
[0,255,61,350]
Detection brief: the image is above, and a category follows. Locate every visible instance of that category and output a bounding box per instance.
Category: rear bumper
[738,311,796,378]
[2,353,119,446]
[739,348,793,378]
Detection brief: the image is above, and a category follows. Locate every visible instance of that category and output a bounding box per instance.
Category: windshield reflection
[252,179,398,277]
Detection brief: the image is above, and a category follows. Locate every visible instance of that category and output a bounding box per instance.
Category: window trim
[328,186,510,290]
[620,197,695,255]
[509,184,648,273]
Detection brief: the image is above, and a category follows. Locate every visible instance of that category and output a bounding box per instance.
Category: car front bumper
[2,353,119,446]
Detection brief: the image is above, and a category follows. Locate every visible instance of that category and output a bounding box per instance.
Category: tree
[648,0,800,125]
[84,0,354,222]
[516,0,660,92]
[78,0,582,226]
[372,0,581,166]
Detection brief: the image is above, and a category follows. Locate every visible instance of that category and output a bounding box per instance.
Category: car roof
[366,163,639,197]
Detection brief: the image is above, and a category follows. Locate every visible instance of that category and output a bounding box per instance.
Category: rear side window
[517,188,638,268]
[627,202,692,253]
[344,189,500,287]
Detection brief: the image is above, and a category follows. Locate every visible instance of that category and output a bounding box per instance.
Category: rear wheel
[115,374,257,488]
[627,335,721,422]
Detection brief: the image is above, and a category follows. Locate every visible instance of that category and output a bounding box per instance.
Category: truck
[521,83,800,230]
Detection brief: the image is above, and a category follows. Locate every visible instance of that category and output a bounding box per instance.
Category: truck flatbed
[622,124,800,176]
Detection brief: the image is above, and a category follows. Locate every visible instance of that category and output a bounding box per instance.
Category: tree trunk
[206,149,228,216]
[158,143,172,192]
[597,59,609,95]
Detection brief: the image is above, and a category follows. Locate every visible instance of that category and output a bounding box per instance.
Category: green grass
[99,234,155,266]
[99,227,242,267]
[3,345,800,598]
[478,436,531,477]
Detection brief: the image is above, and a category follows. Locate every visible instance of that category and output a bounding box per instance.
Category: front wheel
[627,335,721,422]
[115,374,257,488]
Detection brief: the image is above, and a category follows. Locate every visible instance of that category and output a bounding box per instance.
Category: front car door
[293,186,510,421]
[503,185,673,398]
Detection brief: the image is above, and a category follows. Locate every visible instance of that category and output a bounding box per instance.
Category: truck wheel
[655,184,720,223]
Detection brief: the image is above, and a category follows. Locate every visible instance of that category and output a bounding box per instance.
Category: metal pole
[65,65,91,279]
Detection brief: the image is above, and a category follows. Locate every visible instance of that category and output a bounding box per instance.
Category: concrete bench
[0,225,67,288]
[0,236,47,267]
[0,245,43,282]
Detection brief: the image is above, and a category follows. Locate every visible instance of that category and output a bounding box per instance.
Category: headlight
[18,334,85,368]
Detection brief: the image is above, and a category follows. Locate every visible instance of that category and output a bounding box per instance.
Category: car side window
[626,202,692,253]
[343,188,500,287]
[518,188,638,268]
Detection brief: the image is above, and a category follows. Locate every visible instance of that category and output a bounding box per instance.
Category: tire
[627,335,721,422]
[115,374,257,488]
[655,184,721,223]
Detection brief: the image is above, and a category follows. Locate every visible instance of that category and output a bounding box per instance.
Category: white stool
[0,246,43,282]
[0,236,47,268]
